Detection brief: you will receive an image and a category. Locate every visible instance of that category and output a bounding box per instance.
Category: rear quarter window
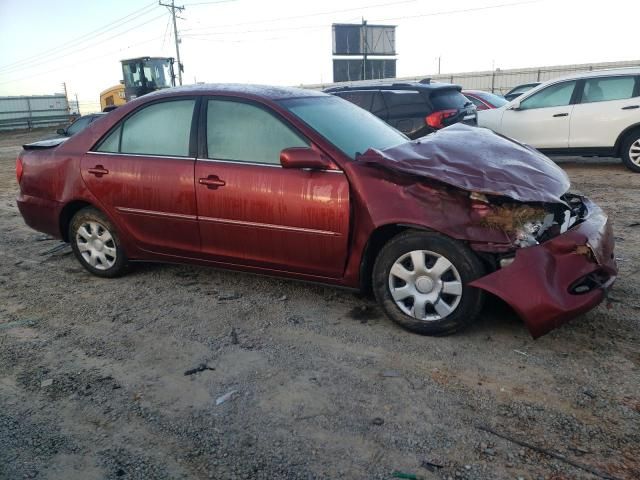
[382,90,428,116]
[430,89,468,110]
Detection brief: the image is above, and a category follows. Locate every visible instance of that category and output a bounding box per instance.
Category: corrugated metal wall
[0,94,71,131]
[305,59,640,94]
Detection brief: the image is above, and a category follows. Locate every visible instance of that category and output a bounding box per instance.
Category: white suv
[478,68,640,172]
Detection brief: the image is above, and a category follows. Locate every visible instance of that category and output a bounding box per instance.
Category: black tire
[621,130,640,173]
[69,207,128,278]
[372,230,485,336]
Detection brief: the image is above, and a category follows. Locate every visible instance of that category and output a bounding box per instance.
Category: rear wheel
[69,207,127,278]
[372,231,485,335]
[621,130,640,173]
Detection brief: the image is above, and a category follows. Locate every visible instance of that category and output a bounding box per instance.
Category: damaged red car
[16,85,617,338]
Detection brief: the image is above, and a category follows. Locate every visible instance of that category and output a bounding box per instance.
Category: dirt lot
[1,128,638,480]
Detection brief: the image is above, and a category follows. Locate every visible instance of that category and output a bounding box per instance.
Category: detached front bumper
[470,198,617,338]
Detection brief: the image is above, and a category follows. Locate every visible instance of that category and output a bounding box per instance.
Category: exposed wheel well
[59,200,93,242]
[359,224,410,293]
[615,124,640,155]
[359,224,498,293]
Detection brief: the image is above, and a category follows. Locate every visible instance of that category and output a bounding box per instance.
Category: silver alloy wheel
[630,139,640,167]
[75,221,117,270]
[388,249,462,321]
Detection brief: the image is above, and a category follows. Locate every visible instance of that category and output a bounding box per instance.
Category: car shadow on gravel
[462,294,526,338]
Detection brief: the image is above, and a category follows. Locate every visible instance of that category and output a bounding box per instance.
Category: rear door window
[430,89,468,110]
[96,99,195,156]
[580,76,637,103]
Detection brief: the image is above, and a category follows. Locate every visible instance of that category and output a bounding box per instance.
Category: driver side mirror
[280,147,332,170]
[509,100,522,111]
[56,128,66,135]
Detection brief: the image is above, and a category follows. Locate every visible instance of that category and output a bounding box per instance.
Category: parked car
[463,90,508,110]
[503,82,541,101]
[324,81,476,139]
[57,113,106,137]
[478,68,640,172]
[16,84,616,338]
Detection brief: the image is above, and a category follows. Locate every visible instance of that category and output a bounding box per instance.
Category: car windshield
[474,91,508,107]
[278,95,407,159]
[510,84,537,95]
[66,116,93,136]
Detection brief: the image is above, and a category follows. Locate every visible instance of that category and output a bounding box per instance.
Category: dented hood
[357,124,570,204]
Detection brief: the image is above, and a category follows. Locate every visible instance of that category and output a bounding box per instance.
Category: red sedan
[462,90,508,110]
[16,84,617,338]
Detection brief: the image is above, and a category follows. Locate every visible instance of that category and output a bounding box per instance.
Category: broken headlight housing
[471,192,586,249]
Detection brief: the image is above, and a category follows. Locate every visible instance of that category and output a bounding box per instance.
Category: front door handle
[198,175,226,189]
[622,105,639,110]
[88,165,109,177]
[553,113,569,117]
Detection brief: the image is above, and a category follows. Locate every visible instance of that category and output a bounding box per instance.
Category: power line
[183,0,237,5]
[182,0,419,32]
[159,0,185,85]
[0,2,159,72]
[376,0,540,22]
[182,0,540,37]
[161,14,173,51]
[0,12,167,78]
[0,34,166,86]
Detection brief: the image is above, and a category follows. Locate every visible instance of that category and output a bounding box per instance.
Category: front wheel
[69,207,128,278]
[372,231,485,335]
[621,131,640,173]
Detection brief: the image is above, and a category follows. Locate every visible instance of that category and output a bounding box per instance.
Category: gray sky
[0,0,637,112]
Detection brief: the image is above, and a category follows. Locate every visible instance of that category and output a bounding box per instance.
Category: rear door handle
[88,165,109,177]
[553,113,569,117]
[198,175,226,189]
[622,105,639,110]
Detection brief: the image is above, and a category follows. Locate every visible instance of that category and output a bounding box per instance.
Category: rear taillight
[16,156,23,183]
[425,109,457,129]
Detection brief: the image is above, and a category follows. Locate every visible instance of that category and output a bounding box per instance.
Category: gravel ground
[0,128,639,480]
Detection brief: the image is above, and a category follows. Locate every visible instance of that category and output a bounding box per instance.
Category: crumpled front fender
[470,199,617,338]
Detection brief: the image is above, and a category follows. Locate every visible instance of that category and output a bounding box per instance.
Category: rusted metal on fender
[470,199,617,338]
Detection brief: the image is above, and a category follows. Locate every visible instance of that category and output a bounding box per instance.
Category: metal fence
[0,94,72,131]
[305,59,640,94]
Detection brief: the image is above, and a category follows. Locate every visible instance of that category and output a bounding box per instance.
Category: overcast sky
[0,0,637,112]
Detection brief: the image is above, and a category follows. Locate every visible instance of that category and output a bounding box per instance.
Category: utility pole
[75,93,81,116]
[361,18,368,81]
[62,82,71,117]
[159,0,185,85]
[438,56,441,74]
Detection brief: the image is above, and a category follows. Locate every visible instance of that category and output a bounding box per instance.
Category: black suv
[324,81,477,139]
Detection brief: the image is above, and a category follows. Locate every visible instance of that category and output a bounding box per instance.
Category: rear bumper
[16,193,63,239]
[470,198,617,338]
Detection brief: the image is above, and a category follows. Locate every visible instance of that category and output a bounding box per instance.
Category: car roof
[541,67,640,84]
[513,67,640,102]
[145,83,327,101]
[324,81,461,94]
